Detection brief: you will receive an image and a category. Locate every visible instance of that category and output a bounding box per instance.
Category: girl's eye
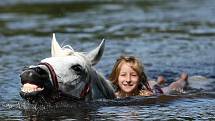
[120,73,126,77]
[131,72,138,76]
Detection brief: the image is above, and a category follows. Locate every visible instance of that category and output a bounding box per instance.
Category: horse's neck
[88,68,115,100]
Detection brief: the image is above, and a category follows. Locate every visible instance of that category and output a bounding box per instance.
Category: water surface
[0,0,215,120]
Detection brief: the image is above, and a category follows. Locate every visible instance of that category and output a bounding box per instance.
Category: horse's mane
[52,44,79,59]
[62,45,74,51]
[87,66,115,99]
[58,45,75,56]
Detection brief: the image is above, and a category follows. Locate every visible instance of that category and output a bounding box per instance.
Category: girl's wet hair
[109,55,152,93]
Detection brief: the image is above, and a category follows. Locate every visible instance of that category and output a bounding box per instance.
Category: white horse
[20,34,115,103]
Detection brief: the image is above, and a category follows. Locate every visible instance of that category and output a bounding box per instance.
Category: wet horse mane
[87,67,115,99]
[59,45,76,56]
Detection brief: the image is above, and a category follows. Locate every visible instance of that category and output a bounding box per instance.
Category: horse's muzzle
[20,66,53,102]
[20,67,46,87]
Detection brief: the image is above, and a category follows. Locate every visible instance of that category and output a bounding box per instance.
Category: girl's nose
[125,75,131,83]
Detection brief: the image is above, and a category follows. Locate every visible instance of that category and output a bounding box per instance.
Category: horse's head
[20,34,114,103]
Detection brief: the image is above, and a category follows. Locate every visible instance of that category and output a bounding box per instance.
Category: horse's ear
[51,33,63,57]
[87,39,105,66]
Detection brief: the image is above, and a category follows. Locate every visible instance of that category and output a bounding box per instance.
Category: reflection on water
[0,0,215,120]
[92,98,215,120]
[1,96,215,120]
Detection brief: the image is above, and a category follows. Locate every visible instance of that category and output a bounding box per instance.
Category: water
[0,0,215,120]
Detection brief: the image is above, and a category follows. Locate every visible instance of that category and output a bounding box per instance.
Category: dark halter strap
[80,82,90,97]
[39,62,59,90]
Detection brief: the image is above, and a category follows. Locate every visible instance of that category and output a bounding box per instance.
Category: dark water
[0,0,215,120]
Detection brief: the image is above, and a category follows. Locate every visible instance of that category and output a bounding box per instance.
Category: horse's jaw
[58,79,90,100]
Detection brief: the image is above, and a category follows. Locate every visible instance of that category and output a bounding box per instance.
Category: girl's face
[118,62,139,95]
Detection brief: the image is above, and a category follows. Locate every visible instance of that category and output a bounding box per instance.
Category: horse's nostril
[35,67,48,75]
[34,68,40,74]
[29,72,33,76]
[22,66,28,71]
[20,69,41,85]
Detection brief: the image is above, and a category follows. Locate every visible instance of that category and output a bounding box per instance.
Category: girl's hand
[139,90,153,96]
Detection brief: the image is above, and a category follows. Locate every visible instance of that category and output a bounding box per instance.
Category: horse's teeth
[21,88,27,92]
[28,89,33,92]
[21,87,44,93]
[37,87,44,91]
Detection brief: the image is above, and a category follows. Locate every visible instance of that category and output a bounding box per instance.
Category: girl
[109,55,188,98]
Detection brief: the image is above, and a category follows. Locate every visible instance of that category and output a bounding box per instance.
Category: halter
[39,62,59,90]
[38,62,90,99]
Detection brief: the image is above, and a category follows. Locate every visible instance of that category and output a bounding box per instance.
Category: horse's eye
[71,64,82,75]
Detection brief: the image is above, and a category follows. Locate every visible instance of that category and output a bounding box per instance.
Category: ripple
[190,28,215,36]
[0,0,215,120]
